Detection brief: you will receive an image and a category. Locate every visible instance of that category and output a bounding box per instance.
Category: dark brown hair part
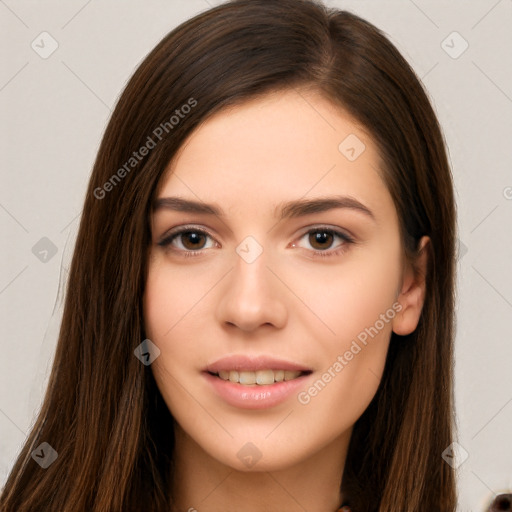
[0,0,457,510]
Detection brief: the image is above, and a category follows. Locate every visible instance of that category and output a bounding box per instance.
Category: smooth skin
[143,88,429,512]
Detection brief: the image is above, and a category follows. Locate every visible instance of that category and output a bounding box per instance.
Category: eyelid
[295,223,355,243]
[291,225,355,258]
[157,225,218,249]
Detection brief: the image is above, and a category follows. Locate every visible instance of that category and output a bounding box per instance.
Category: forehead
[157,88,394,223]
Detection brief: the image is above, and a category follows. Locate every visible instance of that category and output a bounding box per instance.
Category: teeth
[255,370,274,385]
[284,370,301,381]
[239,371,257,385]
[216,369,302,385]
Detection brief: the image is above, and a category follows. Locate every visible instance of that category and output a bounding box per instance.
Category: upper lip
[204,355,312,373]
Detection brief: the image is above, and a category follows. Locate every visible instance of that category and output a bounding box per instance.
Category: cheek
[298,290,395,431]
[143,263,200,412]
[292,244,401,409]
[143,258,221,395]
[144,265,177,341]
[292,242,402,348]
[143,263,195,387]
[143,257,213,341]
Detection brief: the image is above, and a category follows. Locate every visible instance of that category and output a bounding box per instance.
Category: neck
[170,424,352,512]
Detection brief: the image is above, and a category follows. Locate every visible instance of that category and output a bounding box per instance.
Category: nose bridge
[215,238,287,331]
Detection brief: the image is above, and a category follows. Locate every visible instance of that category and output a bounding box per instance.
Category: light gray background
[1,0,511,510]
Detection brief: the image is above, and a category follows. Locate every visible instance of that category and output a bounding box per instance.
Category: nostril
[488,494,512,512]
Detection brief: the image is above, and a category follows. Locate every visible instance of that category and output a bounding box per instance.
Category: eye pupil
[309,231,333,250]
[182,231,206,250]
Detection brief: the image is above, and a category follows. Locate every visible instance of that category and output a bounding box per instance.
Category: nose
[215,245,288,332]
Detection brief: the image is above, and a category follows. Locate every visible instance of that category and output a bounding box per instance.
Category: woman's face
[144,88,424,472]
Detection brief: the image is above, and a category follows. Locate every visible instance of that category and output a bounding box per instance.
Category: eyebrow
[152,195,375,221]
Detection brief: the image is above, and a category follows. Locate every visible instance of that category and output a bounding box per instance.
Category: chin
[201,437,313,473]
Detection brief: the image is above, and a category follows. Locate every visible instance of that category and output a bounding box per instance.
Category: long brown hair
[0,0,457,510]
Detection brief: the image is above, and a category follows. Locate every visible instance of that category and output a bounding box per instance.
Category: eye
[293,226,355,258]
[157,226,217,257]
[157,225,355,259]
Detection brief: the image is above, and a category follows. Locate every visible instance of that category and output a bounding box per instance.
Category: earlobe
[392,236,430,336]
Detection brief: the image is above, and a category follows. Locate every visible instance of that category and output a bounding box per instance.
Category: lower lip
[203,372,311,410]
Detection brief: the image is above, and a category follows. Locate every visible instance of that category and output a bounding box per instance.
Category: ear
[392,236,430,336]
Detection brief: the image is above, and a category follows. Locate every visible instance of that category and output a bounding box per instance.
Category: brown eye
[293,227,355,259]
[157,227,216,256]
[308,230,335,250]
[179,231,208,250]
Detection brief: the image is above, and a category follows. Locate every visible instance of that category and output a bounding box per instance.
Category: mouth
[202,356,313,409]
[208,369,312,386]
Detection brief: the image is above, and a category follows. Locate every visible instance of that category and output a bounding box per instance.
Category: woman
[0,0,457,510]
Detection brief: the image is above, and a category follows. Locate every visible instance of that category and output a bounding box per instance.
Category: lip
[204,355,312,373]
[203,355,313,410]
[203,372,312,410]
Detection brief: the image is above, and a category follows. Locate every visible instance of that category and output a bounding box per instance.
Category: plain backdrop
[1,1,511,510]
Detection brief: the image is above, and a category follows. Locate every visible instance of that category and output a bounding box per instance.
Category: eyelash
[157,225,355,259]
